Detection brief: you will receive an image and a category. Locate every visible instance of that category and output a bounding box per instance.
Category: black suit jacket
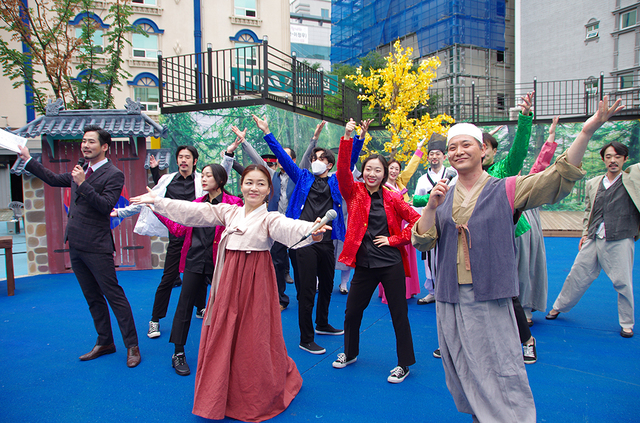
[26,158,124,254]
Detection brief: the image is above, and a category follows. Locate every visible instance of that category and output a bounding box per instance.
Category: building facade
[330,0,516,121]
[0,0,291,131]
[289,0,332,70]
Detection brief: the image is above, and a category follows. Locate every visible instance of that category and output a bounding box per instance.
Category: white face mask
[311,160,328,176]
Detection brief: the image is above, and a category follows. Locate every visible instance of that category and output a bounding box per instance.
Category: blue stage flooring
[0,237,638,422]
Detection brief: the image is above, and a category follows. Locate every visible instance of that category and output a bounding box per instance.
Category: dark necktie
[85,167,94,179]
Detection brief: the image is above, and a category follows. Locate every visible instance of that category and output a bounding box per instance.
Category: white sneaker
[332,353,357,369]
[417,293,435,304]
[387,366,409,383]
[147,321,160,338]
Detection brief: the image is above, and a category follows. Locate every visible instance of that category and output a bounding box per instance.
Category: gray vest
[435,177,518,303]
[588,177,640,241]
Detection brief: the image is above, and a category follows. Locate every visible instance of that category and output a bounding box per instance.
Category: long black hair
[361,154,389,187]
[202,163,231,195]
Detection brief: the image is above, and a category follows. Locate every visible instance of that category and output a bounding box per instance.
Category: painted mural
[160,106,639,211]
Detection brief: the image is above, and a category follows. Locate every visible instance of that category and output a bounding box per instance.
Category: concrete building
[516,0,638,117]
[330,0,516,121]
[517,0,633,84]
[0,0,291,204]
[289,0,332,71]
[1,0,291,129]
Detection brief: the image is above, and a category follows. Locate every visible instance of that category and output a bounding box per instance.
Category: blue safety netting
[331,0,506,65]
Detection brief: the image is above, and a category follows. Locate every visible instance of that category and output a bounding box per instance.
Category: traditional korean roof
[145,149,173,170]
[12,98,167,139]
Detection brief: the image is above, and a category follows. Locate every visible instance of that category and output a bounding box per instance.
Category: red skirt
[192,250,302,422]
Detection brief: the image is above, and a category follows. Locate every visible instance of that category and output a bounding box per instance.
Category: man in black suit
[17,125,141,368]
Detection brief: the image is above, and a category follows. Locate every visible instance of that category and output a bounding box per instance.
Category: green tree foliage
[0,0,141,113]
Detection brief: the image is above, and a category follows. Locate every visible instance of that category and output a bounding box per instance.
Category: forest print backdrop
[160,106,639,211]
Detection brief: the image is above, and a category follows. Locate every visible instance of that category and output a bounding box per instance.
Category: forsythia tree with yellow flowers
[347,40,454,164]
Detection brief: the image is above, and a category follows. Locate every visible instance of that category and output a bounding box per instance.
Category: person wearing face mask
[130,164,330,422]
[153,164,243,376]
[333,119,421,383]
[252,114,346,355]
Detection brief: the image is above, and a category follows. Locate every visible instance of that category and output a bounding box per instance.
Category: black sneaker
[299,341,326,355]
[332,353,357,369]
[433,348,441,359]
[195,308,205,319]
[523,337,537,364]
[387,366,410,383]
[315,324,344,336]
[172,352,190,376]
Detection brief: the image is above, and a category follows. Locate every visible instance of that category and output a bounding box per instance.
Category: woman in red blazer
[333,119,421,383]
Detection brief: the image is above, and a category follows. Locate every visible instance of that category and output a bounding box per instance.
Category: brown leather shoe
[127,346,141,368]
[79,343,116,361]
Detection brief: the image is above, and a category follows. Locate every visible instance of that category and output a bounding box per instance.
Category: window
[235,43,257,67]
[586,22,599,39]
[75,27,104,54]
[496,50,504,63]
[621,10,637,29]
[132,23,159,59]
[585,78,598,96]
[620,73,635,89]
[131,75,159,112]
[497,93,505,111]
[235,0,256,18]
[132,0,157,4]
[321,8,329,19]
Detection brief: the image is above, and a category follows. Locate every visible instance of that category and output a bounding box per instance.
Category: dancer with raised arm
[333,119,421,383]
[154,164,243,376]
[411,97,623,422]
[131,165,329,422]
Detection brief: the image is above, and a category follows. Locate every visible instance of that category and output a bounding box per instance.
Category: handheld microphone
[290,209,338,249]
[77,157,85,168]
[445,172,455,185]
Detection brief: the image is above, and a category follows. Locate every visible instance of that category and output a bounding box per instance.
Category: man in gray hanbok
[412,98,623,422]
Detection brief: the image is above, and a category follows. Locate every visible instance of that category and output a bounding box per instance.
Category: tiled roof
[145,149,172,170]
[10,154,41,176]
[12,98,167,139]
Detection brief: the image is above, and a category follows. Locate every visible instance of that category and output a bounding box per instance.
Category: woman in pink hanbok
[131,165,328,422]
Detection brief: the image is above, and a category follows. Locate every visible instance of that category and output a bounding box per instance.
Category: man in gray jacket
[546,141,640,338]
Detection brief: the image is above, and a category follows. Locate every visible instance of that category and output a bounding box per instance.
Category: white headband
[447,123,483,145]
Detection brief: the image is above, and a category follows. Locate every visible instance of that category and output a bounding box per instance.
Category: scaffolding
[331,0,515,121]
[331,0,506,65]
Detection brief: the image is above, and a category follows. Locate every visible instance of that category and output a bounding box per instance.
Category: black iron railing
[159,42,640,125]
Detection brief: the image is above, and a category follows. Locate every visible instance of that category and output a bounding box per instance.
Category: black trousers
[344,262,416,367]
[70,247,138,348]
[169,269,211,347]
[512,296,532,344]
[271,241,290,308]
[290,242,335,344]
[151,237,206,321]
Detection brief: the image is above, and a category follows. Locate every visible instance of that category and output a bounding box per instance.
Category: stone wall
[22,175,49,275]
[22,174,167,275]
[150,236,168,269]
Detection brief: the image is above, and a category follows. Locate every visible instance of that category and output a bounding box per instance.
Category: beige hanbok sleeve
[411,224,438,252]
[265,212,317,249]
[513,152,586,211]
[152,197,236,228]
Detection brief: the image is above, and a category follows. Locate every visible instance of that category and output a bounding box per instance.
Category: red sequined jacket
[336,136,420,276]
